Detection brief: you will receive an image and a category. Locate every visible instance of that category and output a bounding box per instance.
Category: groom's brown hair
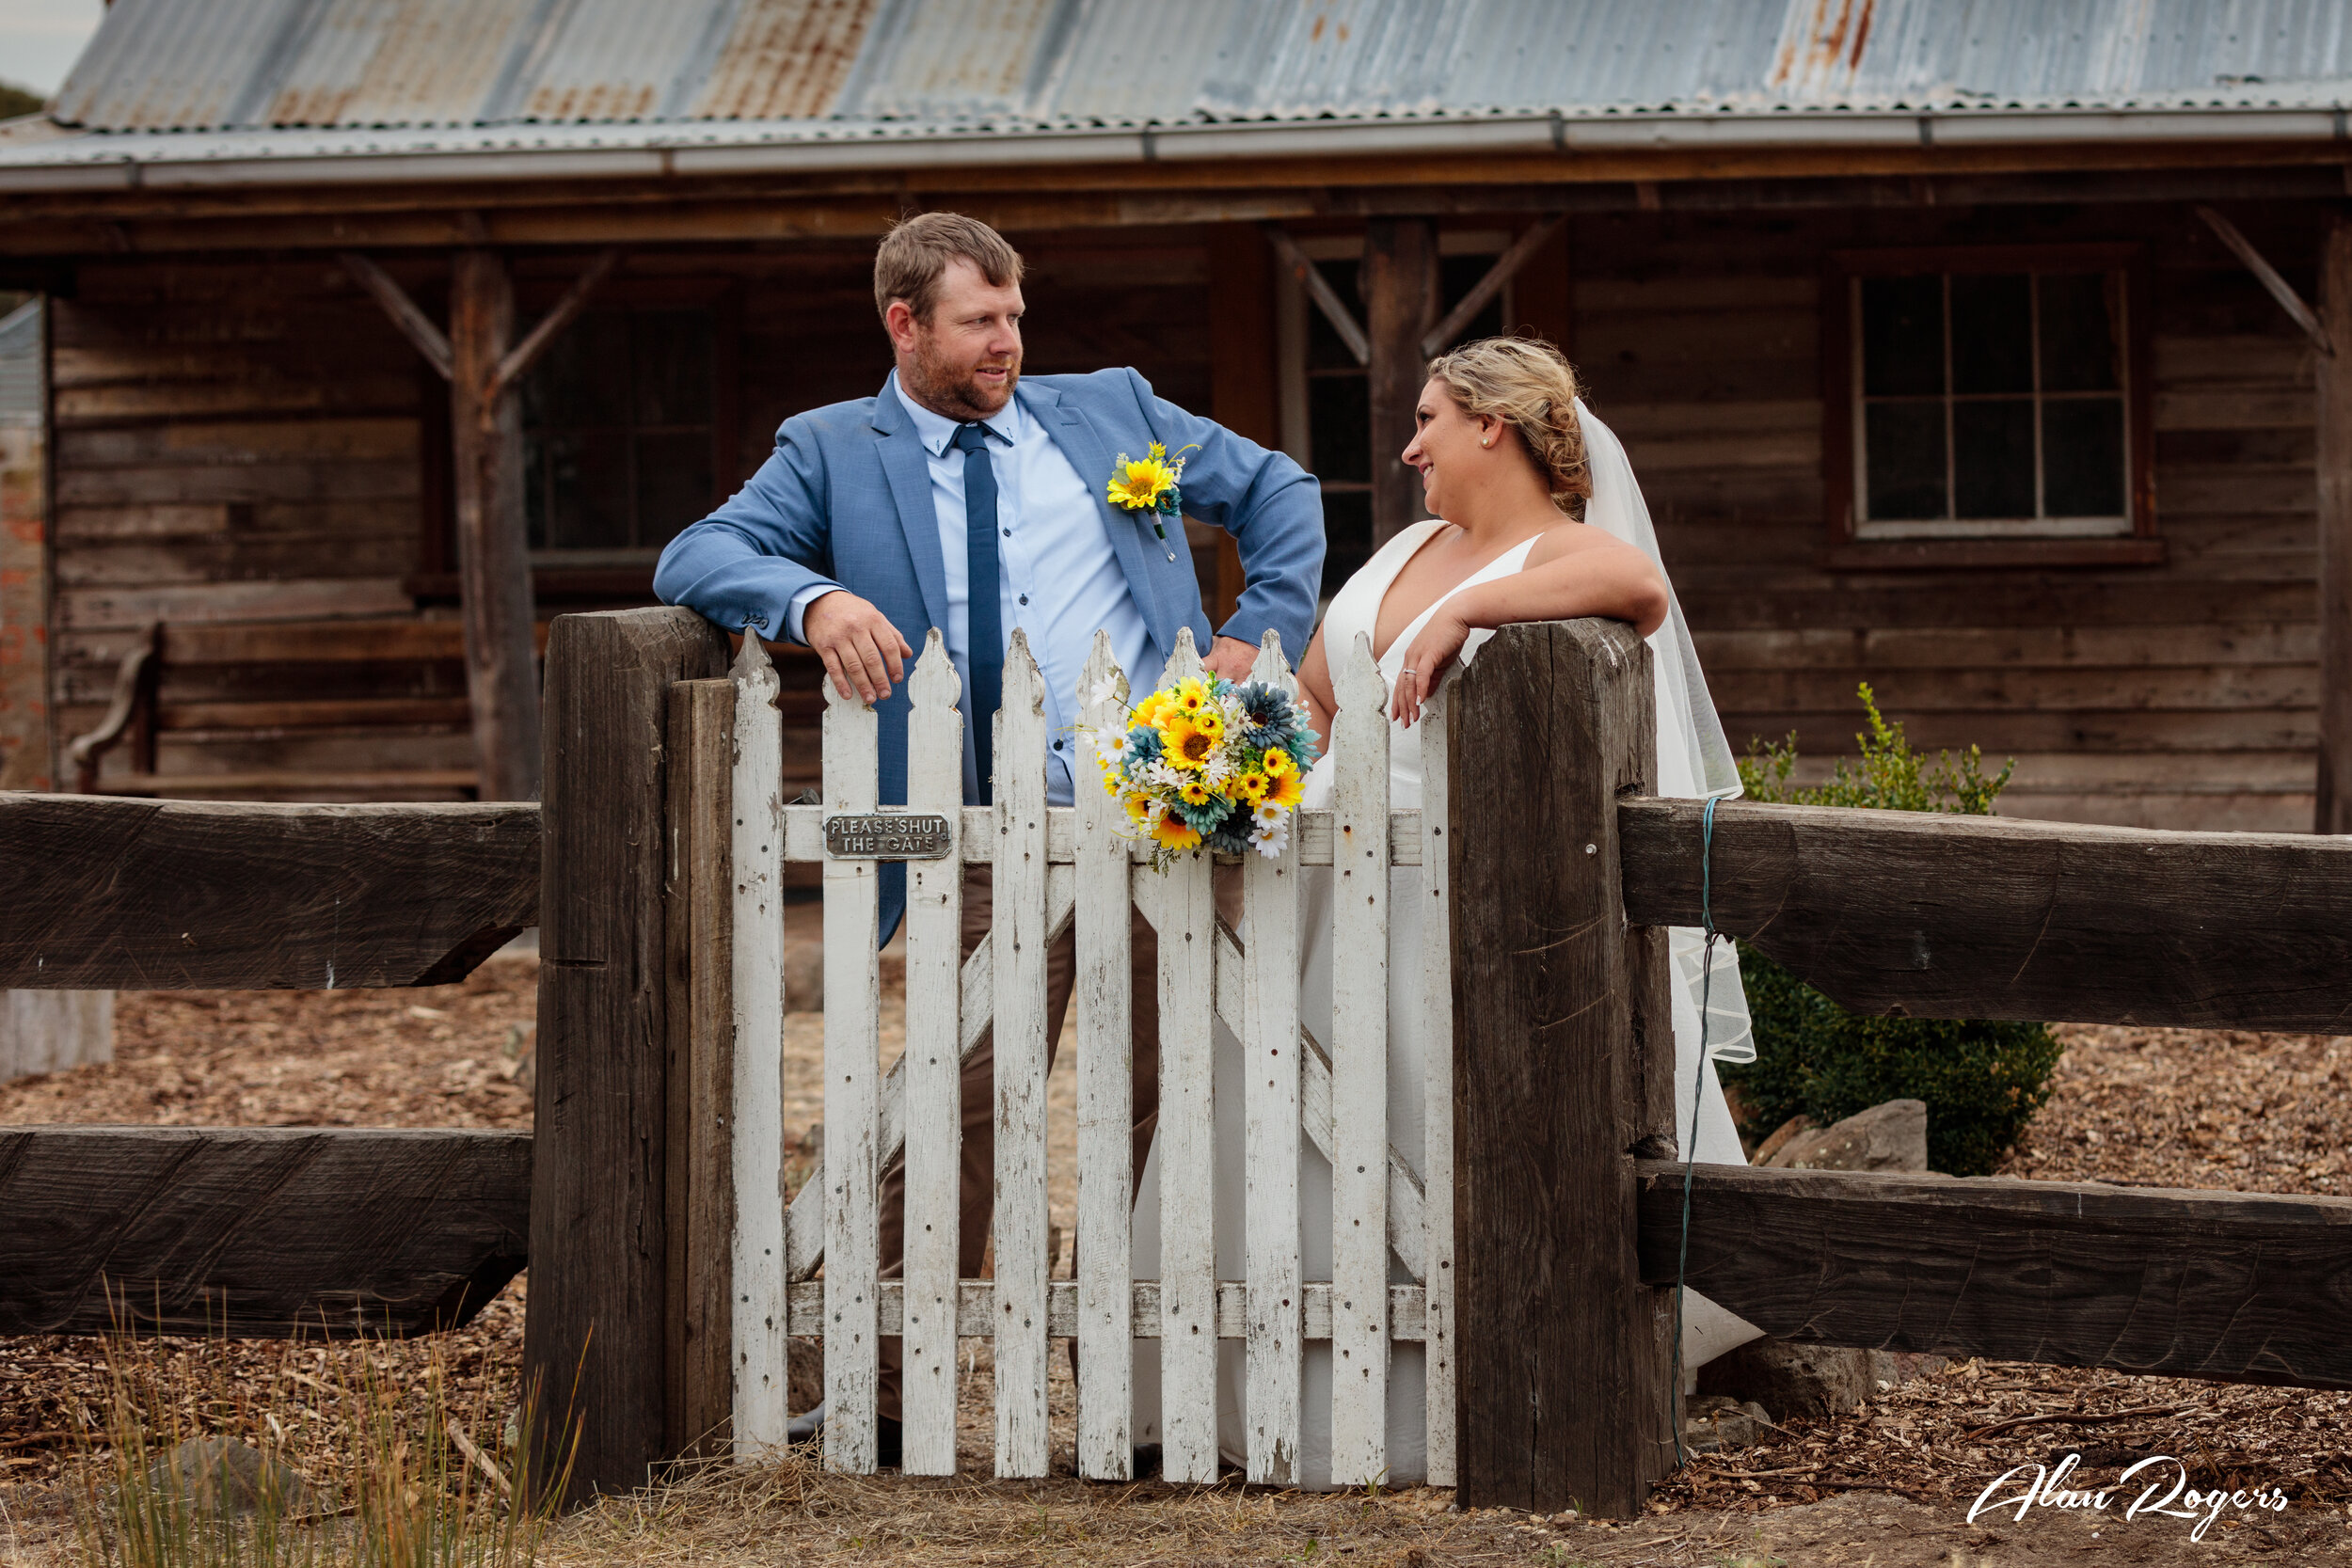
[874,212,1025,324]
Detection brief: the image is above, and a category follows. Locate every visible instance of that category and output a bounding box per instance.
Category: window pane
[1306,259,1366,372]
[634,431,713,548]
[1863,400,1946,520]
[1953,399,2036,518]
[631,310,714,426]
[543,430,632,550]
[527,311,631,429]
[1860,276,1943,397]
[1439,253,1504,344]
[1319,489,1374,601]
[1308,372,1372,484]
[1950,274,2032,395]
[2038,273,2122,392]
[2042,398,2127,516]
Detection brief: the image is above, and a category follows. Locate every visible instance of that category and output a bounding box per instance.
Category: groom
[655,212,1325,1462]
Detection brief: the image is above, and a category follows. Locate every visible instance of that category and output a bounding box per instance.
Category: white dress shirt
[789,372,1160,805]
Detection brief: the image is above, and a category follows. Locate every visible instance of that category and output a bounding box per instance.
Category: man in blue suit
[656,212,1324,1465]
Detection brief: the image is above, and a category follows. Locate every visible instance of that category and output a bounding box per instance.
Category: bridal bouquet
[1083,672,1319,867]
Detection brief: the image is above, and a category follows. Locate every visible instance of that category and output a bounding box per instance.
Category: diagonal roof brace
[2196,205,2331,357]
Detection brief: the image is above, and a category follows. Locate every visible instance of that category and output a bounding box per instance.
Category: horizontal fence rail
[1619,798,2352,1030]
[776,803,1430,865]
[0,1126,530,1338]
[0,794,540,990]
[1634,1161,2352,1391]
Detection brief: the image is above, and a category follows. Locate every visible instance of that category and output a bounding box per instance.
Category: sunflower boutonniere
[1105,441,1199,541]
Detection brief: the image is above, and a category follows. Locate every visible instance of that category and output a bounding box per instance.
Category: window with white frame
[1845,261,2139,541]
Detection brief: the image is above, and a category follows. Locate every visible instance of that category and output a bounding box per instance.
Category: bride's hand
[1391,609,1472,728]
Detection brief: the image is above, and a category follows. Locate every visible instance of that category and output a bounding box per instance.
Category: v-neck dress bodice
[1306,518,1540,811]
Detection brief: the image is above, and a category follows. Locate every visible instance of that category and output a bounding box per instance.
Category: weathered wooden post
[2316,215,2352,834]
[664,674,737,1459]
[526,607,727,1501]
[1447,619,1677,1516]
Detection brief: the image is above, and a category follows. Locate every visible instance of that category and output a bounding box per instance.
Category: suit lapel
[871,380,951,638]
[1023,380,1176,655]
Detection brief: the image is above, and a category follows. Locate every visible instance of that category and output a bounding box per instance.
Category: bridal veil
[1577,396,1763,1372]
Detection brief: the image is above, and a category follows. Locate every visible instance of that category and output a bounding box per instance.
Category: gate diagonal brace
[785,873,1429,1284]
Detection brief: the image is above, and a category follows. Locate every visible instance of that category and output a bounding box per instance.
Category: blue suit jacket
[654,367,1325,941]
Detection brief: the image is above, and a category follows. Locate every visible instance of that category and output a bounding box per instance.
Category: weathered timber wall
[44,232,1211,799]
[1577,200,2324,832]
[46,257,467,796]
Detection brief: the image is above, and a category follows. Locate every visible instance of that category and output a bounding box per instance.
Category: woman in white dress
[1133,338,1759,1484]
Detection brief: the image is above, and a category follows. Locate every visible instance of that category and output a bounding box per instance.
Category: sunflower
[1150,809,1203,850]
[1172,678,1210,716]
[1192,706,1226,744]
[1156,713,1217,771]
[1262,746,1295,779]
[1265,768,1305,810]
[1124,792,1154,823]
[1106,453,1179,512]
[1233,769,1271,804]
[1178,779,1214,806]
[1133,689,1172,727]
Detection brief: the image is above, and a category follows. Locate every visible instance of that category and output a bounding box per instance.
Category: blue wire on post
[1668,795,1721,1471]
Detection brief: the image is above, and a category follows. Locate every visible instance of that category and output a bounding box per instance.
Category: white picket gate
[724,621,1454,1487]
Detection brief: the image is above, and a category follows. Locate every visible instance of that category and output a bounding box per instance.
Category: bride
[1132,337,1760,1484]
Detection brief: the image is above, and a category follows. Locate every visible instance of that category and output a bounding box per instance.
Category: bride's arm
[1390,525,1668,726]
[1295,626,1337,751]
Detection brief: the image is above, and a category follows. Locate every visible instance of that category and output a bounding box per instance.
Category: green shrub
[1722,685,2063,1177]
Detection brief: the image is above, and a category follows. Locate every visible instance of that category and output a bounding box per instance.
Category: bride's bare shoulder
[1522,519,1608,568]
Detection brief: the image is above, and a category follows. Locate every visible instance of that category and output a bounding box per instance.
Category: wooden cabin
[5,0,2350,833]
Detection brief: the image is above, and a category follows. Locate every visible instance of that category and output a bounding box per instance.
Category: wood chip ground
[3,945,2349,1563]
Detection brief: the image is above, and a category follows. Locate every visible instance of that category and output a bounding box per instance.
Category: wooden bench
[69,619,512,800]
[69,618,827,802]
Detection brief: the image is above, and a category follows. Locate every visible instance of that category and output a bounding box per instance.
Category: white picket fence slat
[1327,632,1391,1485]
[724,623,1456,1487]
[819,667,882,1472]
[992,635,1054,1479]
[1073,633,1135,1481]
[1418,683,1458,1487]
[1241,631,1304,1485]
[899,633,963,1475]
[1152,628,1221,1485]
[727,633,790,1455]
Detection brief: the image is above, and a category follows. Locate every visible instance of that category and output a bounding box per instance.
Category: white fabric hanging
[1576,397,1762,1378]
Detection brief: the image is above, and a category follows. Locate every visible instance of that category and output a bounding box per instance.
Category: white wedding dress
[1132,404,1761,1485]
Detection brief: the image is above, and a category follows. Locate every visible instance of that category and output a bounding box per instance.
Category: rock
[1680,1395,1775,1452]
[1751,1114,1815,1165]
[1765,1099,1928,1173]
[1867,1349,1950,1392]
[1697,1339,1868,1418]
[148,1437,316,1517]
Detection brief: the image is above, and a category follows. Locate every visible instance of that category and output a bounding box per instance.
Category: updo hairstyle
[1422,336,1592,515]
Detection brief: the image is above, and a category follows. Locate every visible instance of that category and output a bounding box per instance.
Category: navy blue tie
[953,421,1003,805]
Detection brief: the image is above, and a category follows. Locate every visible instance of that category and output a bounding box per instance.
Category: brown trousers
[874,863,1239,1424]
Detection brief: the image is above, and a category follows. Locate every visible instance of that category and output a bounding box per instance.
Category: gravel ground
[4,960,2350,1564]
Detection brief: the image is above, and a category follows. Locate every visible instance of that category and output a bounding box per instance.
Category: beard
[901,330,1019,422]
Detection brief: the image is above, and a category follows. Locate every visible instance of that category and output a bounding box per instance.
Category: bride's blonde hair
[1423,336,1592,514]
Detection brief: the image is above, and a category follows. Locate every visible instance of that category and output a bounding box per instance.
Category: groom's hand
[1201,635,1261,683]
[803,590,914,705]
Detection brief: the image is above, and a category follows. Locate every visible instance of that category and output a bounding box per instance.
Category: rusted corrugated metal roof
[18,0,2352,189]
[49,0,2352,135]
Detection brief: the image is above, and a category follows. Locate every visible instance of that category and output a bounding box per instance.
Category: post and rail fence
[0,605,2346,1516]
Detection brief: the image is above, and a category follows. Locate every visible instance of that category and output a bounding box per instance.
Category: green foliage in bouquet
[1723,685,2063,1177]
